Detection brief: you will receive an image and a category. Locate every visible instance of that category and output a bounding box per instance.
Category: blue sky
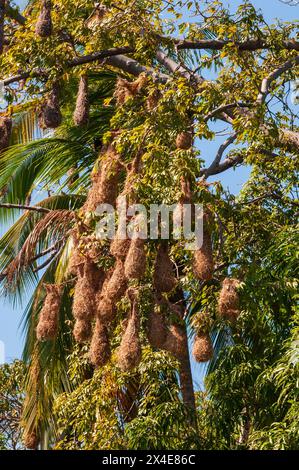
[0,0,298,363]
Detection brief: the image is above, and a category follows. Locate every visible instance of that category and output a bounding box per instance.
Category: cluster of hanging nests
[15,4,245,450]
[35,130,242,370]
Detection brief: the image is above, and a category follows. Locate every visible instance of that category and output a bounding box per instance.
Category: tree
[0,0,298,449]
[0,360,26,450]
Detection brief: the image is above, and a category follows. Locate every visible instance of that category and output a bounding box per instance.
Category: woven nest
[193,228,214,281]
[73,75,89,126]
[176,131,193,150]
[192,334,213,362]
[114,74,147,106]
[0,116,12,150]
[147,307,167,349]
[89,319,111,367]
[73,318,92,343]
[124,238,146,280]
[117,298,141,371]
[153,244,177,293]
[163,323,186,359]
[79,234,103,261]
[110,222,131,260]
[23,429,39,450]
[218,277,241,321]
[97,261,127,324]
[35,0,52,37]
[36,284,62,341]
[84,145,121,211]
[39,82,62,129]
[72,271,96,322]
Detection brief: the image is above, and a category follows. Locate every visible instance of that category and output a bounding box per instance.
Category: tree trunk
[179,323,196,412]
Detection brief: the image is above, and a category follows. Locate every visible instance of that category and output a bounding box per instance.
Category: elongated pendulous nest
[89,319,111,367]
[73,75,89,126]
[193,227,214,281]
[117,294,141,371]
[192,334,213,362]
[124,238,146,280]
[153,244,177,293]
[35,0,52,37]
[0,116,12,150]
[36,284,62,341]
[218,277,241,321]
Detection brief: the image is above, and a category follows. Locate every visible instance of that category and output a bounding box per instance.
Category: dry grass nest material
[114,74,148,106]
[218,277,241,322]
[124,238,146,280]
[89,319,111,367]
[176,131,193,150]
[84,145,122,211]
[0,116,12,150]
[73,75,89,126]
[192,334,213,362]
[36,284,62,341]
[97,261,127,324]
[117,290,141,371]
[35,0,52,37]
[23,429,39,449]
[193,226,214,281]
[39,82,62,129]
[153,244,177,293]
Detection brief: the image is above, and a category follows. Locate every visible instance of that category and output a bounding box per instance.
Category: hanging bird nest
[35,0,52,37]
[84,144,122,211]
[114,74,148,106]
[147,305,167,349]
[218,277,241,322]
[79,235,103,264]
[153,244,177,293]
[89,319,111,367]
[163,323,186,359]
[0,116,12,151]
[176,131,193,150]
[36,284,62,341]
[192,334,213,362]
[23,429,39,450]
[124,237,146,280]
[73,75,89,126]
[39,82,62,129]
[110,222,131,260]
[97,261,127,324]
[193,211,214,281]
[116,289,141,371]
[73,318,92,343]
[72,260,102,323]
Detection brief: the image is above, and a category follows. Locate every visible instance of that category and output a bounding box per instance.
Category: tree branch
[0,202,50,213]
[156,50,204,84]
[202,133,238,176]
[5,3,26,25]
[257,55,299,105]
[174,38,299,52]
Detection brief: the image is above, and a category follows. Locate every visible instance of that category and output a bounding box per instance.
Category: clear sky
[0,0,298,363]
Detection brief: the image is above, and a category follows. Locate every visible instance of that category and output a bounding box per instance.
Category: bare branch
[257,55,299,105]
[173,38,299,52]
[156,50,204,84]
[5,3,26,25]
[201,133,238,176]
[0,202,50,213]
